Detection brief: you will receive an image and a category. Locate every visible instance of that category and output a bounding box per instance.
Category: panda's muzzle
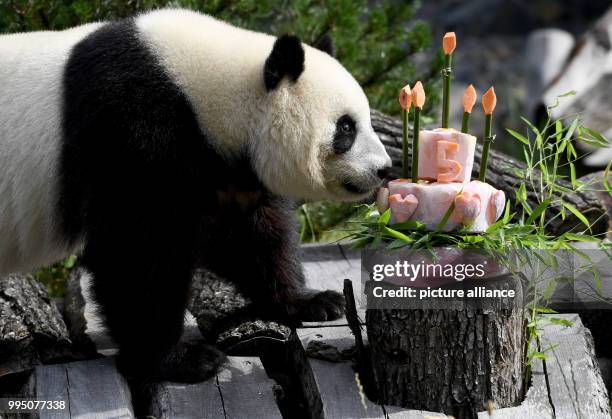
[342,164,390,195]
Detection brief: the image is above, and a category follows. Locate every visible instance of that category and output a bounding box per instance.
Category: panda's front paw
[160,341,226,383]
[295,289,345,321]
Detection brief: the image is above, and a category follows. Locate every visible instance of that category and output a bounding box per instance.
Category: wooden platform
[1,244,610,418]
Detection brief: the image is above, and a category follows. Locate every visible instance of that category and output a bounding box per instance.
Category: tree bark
[0,275,71,376]
[366,274,524,419]
[370,109,609,236]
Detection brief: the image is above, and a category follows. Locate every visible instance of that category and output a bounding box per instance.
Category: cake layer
[417,128,476,183]
[379,180,506,232]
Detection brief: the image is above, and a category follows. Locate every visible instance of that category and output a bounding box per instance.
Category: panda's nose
[376,165,392,180]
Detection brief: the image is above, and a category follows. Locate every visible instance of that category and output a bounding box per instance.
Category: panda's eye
[341,121,352,134]
[334,115,356,154]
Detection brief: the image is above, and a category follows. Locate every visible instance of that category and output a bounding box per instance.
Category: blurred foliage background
[1,0,439,253]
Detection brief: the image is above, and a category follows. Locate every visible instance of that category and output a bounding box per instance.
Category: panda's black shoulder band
[264,34,305,91]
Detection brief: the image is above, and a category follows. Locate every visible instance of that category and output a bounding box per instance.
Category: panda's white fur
[0,23,101,275]
[0,9,389,276]
[137,9,389,202]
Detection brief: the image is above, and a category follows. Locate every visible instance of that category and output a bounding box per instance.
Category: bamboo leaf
[382,226,412,242]
[563,118,579,143]
[563,203,591,231]
[561,232,598,242]
[378,208,391,226]
[516,183,527,203]
[436,200,456,232]
[580,126,609,148]
[525,198,551,226]
[507,128,530,145]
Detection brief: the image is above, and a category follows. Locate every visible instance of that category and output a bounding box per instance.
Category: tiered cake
[376,129,506,232]
[375,34,506,233]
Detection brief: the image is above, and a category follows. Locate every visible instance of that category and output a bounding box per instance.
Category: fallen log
[371,109,609,236]
[0,275,71,377]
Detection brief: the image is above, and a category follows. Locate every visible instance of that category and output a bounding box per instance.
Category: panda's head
[251,34,392,202]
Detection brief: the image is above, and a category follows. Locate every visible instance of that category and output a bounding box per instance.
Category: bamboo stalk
[461,84,477,134]
[442,32,456,129]
[402,110,409,178]
[461,112,470,133]
[479,87,497,182]
[399,85,412,178]
[412,107,421,181]
[411,82,426,181]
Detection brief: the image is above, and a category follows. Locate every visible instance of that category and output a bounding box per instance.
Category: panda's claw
[295,289,346,322]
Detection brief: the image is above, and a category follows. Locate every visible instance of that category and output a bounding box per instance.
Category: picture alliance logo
[372,260,487,282]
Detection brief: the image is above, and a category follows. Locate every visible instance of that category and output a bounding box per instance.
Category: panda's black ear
[264,34,305,91]
[314,33,336,57]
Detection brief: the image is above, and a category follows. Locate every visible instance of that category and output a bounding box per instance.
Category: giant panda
[0,8,391,382]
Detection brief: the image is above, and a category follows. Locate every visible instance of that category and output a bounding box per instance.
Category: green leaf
[561,232,599,242]
[580,126,609,148]
[570,162,577,188]
[563,203,591,231]
[516,183,527,203]
[436,200,457,232]
[555,120,563,142]
[563,118,579,143]
[378,208,391,226]
[548,317,573,327]
[534,307,557,314]
[604,161,612,193]
[506,128,529,145]
[382,226,412,242]
[525,198,551,226]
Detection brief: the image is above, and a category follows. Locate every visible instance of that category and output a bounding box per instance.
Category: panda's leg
[206,198,345,323]
[81,230,225,383]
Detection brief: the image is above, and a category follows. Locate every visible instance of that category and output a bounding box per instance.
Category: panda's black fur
[59,18,344,384]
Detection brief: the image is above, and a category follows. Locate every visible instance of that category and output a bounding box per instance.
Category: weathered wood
[0,275,71,377]
[366,274,524,418]
[217,357,283,419]
[540,314,611,419]
[371,109,609,236]
[36,364,70,419]
[293,326,449,419]
[149,378,224,419]
[476,341,552,419]
[150,356,281,419]
[296,326,385,419]
[36,357,134,418]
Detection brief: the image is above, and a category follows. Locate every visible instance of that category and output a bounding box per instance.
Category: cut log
[365,274,524,418]
[371,109,609,236]
[0,274,71,377]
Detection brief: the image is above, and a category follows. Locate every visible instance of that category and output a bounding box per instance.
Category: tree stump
[366,274,524,419]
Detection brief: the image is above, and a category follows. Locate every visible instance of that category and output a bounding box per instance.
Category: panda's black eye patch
[333,115,356,154]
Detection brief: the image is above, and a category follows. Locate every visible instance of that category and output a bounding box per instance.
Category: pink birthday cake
[376,129,505,232]
[376,33,506,233]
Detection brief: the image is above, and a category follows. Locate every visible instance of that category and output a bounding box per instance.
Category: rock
[525,29,575,117]
[0,275,71,376]
[540,7,612,167]
[188,269,252,340]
